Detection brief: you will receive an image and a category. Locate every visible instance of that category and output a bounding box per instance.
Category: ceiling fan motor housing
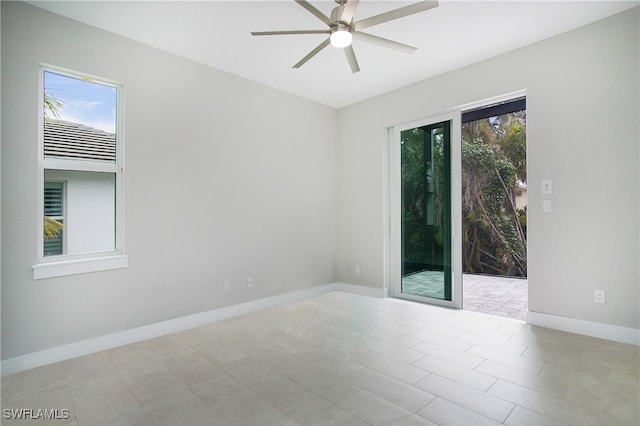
[330,4,349,26]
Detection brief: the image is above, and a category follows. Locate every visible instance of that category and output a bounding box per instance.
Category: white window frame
[33,65,128,279]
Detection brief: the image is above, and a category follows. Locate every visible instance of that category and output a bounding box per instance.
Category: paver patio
[401,272,528,321]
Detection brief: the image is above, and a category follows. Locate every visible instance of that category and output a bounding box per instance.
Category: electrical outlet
[247,277,253,288]
[224,281,231,292]
[594,289,606,304]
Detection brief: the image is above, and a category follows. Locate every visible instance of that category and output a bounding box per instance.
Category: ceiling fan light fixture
[330,25,352,48]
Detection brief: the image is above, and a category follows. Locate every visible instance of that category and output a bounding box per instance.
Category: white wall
[336,7,639,330]
[1,2,337,359]
[45,170,116,255]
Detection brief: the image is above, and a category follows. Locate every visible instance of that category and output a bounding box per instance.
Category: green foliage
[463,112,527,182]
[461,112,527,277]
[401,128,429,269]
[501,120,527,182]
[401,112,527,278]
[401,127,447,273]
[516,206,528,246]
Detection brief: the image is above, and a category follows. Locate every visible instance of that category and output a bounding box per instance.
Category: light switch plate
[542,179,552,194]
[543,199,552,213]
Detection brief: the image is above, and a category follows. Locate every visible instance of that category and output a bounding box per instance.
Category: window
[34,66,127,279]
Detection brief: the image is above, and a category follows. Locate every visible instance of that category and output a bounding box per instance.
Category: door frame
[387,111,463,309]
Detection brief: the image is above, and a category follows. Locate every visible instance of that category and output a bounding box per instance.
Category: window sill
[32,255,129,280]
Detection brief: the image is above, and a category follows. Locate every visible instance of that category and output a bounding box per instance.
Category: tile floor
[2,292,638,426]
[402,271,446,300]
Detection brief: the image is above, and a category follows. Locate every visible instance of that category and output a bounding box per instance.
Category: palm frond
[44,216,65,240]
[44,94,66,120]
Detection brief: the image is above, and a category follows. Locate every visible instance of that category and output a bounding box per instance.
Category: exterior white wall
[336,7,639,330]
[1,2,337,359]
[515,186,527,211]
[45,170,116,255]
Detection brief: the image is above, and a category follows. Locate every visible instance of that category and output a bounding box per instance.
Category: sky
[44,71,117,133]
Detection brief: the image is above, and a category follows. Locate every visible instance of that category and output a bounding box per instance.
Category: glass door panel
[389,112,461,308]
[401,122,451,300]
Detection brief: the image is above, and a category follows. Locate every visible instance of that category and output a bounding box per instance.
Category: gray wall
[336,7,639,329]
[1,2,338,359]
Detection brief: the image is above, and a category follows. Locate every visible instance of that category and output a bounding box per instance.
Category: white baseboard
[334,282,388,298]
[1,282,387,376]
[526,311,640,345]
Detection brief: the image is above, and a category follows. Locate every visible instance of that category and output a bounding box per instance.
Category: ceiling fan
[251,0,439,73]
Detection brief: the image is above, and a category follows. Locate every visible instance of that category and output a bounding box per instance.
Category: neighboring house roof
[44,120,115,162]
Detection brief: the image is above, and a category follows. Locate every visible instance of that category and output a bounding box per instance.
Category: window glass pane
[44,170,116,256]
[43,236,63,256]
[44,182,64,217]
[401,122,452,301]
[44,71,117,162]
[44,181,64,256]
[41,68,120,260]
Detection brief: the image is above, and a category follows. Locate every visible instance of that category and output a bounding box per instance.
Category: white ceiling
[29,0,638,108]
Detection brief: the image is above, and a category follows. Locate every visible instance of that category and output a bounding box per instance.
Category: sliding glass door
[390,113,462,308]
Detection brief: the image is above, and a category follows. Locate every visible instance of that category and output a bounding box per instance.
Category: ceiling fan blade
[293,38,331,69]
[352,0,439,31]
[353,32,417,54]
[295,0,333,27]
[340,0,360,24]
[344,45,360,74]
[252,30,330,36]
